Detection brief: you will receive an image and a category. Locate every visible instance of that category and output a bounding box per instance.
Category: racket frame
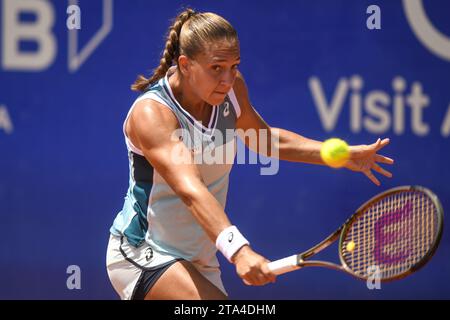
[269,186,444,282]
[337,185,444,282]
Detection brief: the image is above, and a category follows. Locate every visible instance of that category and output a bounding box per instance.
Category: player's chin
[209,92,227,105]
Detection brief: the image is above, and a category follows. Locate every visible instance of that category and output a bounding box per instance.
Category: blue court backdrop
[1,0,450,299]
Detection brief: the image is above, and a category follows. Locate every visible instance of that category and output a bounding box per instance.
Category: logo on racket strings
[373,201,413,265]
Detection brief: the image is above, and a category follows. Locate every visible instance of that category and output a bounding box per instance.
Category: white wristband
[215,225,250,263]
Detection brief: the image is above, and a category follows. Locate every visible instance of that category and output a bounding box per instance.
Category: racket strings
[341,191,438,280]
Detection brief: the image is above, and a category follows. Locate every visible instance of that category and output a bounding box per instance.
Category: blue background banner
[1,0,449,299]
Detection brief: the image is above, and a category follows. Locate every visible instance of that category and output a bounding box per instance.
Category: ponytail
[131,8,196,92]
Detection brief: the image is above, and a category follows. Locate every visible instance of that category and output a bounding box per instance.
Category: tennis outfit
[106,67,241,300]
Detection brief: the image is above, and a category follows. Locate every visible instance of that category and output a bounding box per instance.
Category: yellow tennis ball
[346,241,356,252]
[320,138,350,168]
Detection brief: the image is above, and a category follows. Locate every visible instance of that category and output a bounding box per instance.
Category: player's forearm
[179,184,232,242]
[271,128,326,165]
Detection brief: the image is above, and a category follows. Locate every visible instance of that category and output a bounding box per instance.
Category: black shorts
[131,258,182,300]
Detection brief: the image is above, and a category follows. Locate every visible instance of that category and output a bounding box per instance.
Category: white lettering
[393,77,407,134]
[366,5,381,30]
[364,91,391,134]
[2,0,56,71]
[0,105,13,134]
[309,77,349,132]
[366,265,381,290]
[407,82,429,136]
[350,75,363,133]
[441,103,450,137]
[310,76,432,136]
[66,265,81,290]
[66,5,81,30]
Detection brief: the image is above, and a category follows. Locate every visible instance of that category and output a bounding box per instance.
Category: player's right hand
[231,245,276,286]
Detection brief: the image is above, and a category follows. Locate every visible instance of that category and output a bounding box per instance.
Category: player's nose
[219,70,235,88]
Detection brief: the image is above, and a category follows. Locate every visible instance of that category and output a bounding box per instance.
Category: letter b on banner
[2,0,56,71]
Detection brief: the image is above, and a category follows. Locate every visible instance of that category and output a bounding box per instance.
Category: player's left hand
[345,138,394,186]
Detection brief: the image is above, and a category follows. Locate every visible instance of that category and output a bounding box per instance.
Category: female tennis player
[106,8,394,300]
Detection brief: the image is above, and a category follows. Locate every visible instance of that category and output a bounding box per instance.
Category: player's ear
[178,55,190,76]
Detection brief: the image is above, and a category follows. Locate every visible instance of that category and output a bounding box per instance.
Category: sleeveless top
[110,67,242,267]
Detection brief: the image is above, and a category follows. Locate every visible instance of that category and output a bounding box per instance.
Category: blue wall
[1,0,449,299]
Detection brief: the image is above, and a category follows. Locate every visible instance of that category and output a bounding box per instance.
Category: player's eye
[211,64,239,73]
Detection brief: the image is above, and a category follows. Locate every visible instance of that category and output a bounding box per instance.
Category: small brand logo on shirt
[223,102,230,117]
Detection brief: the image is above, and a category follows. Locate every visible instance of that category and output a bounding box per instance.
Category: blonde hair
[131,8,238,92]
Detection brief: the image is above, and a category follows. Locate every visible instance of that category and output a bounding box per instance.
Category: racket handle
[268,255,300,275]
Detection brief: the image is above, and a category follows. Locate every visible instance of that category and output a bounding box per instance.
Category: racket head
[338,186,443,282]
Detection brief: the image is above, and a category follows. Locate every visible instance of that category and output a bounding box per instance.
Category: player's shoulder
[128,96,180,139]
[133,97,177,123]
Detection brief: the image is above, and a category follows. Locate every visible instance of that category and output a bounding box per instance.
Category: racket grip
[268,255,300,275]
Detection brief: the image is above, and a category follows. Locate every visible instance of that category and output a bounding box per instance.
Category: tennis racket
[268,186,444,282]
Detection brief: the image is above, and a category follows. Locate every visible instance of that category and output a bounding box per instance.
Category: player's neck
[168,70,211,122]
